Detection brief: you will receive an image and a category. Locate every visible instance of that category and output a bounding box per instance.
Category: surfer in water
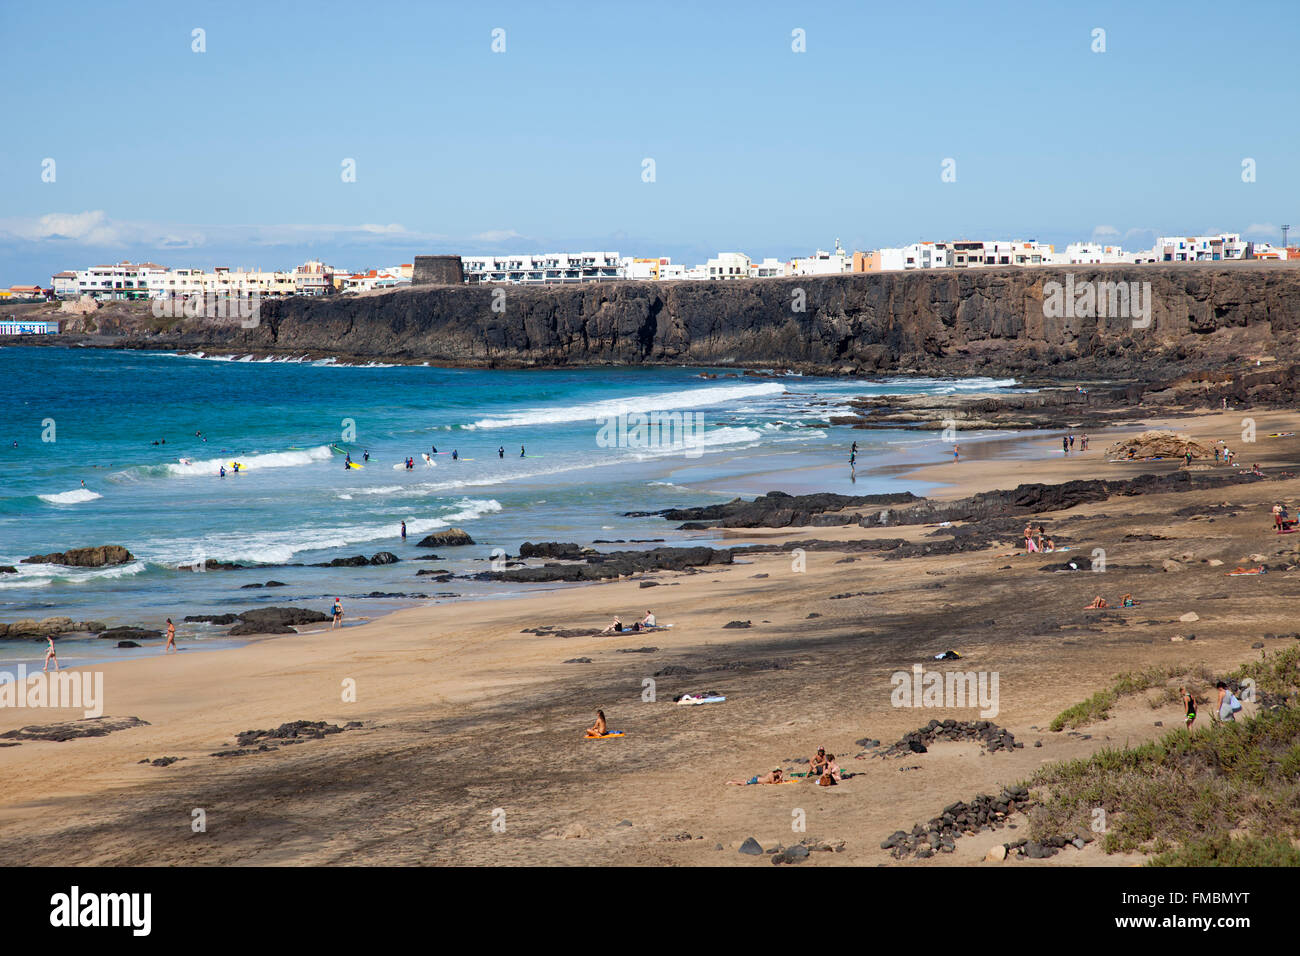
[219,465,226,478]
[401,520,407,540]
[363,450,370,462]
[520,445,526,458]
[431,445,437,455]
[498,446,504,459]
[452,450,458,460]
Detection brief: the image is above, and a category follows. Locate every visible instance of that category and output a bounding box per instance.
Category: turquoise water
[0,346,1021,667]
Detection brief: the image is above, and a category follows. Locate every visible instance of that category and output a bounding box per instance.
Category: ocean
[0,346,1024,669]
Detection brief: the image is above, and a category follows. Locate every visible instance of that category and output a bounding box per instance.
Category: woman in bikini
[43,636,59,672]
[586,710,609,737]
[1084,595,1109,609]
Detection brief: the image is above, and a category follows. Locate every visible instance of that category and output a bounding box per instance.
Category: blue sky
[2,0,1297,284]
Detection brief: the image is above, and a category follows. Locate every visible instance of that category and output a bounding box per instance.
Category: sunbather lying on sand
[727,768,784,786]
[1120,593,1139,607]
[1084,596,1109,609]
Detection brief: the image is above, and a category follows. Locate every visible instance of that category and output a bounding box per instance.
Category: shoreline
[2,404,1297,865]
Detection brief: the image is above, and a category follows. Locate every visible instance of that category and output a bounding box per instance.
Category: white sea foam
[144,498,502,564]
[469,383,788,430]
[162,445,333,477]
[0,560,148,590]
[38,489,103,505]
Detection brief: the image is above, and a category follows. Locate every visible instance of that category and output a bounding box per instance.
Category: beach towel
[1225,567,1266,575]
[677,695,726,705]
[584,732,626,739]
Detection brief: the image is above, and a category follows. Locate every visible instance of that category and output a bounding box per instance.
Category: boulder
[369,552,400,565]
[1179,612,1200,623]
[738,837,764,856]
[985,844,1007,862]
[97,627,162,641]
[416,528,475,548]
[21,545,134,567]
[229,621,296,636]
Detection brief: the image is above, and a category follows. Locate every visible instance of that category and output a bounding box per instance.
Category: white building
[705,252,751,280]
[1155,234,1248,262]
[790,240,852,276]
[748,257,787,278]
[620,257,674,281]
[462,252,623,284]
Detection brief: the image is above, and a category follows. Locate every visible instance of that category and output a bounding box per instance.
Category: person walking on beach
[1215,681,1241,722]
[44,637,59,672]
[953,444,959,463]
[331,597,343,630]
[1180,686,1197,731]
[1062,435,1069,454]
[164,618,177,654]
[400,520,407,541]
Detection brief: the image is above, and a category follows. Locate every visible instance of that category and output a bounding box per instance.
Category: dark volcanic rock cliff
[41,264,1300,378]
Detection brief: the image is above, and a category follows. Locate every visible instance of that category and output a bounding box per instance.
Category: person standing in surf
[498,446,504,459]
[165,618,177,654]
[520,446,526,458]
[401,520,407,541]
[332,598,343,630]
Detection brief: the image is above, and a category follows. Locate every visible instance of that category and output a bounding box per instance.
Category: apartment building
[462,252,623,284]
[705,252,751,279]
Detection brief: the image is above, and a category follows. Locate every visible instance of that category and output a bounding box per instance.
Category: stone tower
[412,255,464,286]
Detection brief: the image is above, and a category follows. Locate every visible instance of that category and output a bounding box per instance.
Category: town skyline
[3,0,1297,286]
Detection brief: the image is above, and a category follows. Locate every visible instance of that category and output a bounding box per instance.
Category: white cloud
[1245,222,1277,237]
[4,210,123,244]
[472,229,525,242]
[1091,225,1120,238]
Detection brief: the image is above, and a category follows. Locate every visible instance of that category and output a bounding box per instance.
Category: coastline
[3,404,1297,865]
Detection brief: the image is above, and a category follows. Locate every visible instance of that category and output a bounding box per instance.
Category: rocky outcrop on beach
[484,545,733,583]
[0,716,150,743]
[181,606,331,636]
[20,545,133,567]
[629,490,920,529]
[211,719,363,757]
[26,264,1300,381]
[0,617,108,639]
[96,626,162,642]
[416,528,475,548]
[863,719,1022,758]
[881,785,1033,859]
[663,470,1273,533]
[310,552,401,567]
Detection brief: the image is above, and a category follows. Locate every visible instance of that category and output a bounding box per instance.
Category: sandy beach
[2,408,1298,866]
